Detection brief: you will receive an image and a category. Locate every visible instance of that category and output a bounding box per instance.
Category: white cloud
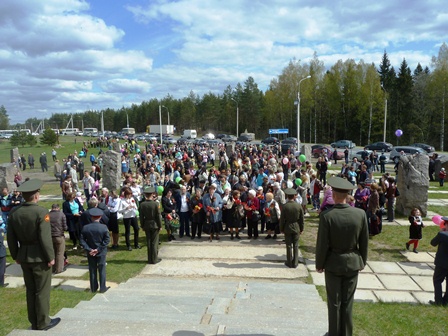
[0,0,446,123]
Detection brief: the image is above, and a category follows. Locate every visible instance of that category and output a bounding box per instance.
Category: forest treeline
[4,43,448,150]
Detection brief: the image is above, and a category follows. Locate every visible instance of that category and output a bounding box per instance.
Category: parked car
[177,137,190,145]
[261,136,279,145]
[222,135,237,142]
[389,146,427,163]
[331,140,356,149]
[349,149,373,161]
[409,143,435,153]
[193,139,208,146]
[364,142,393,152]
[202,133,215,140]
[207,139,223,146]
[237,135,251,142]
[216,134,227,139]
[313,146,343,160]
[282,137,298,145]
[163,137,177,144]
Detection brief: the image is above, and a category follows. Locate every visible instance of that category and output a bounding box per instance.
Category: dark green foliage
[40,128,59,146]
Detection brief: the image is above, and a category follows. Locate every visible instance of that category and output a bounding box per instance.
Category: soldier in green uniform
[316,176,369,336]
[7,179,61,331]
[279,188,304,268]
[139,186,162,264]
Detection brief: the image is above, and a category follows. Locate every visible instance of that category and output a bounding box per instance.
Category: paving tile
[374,290,418,303]
[354,290,378,303]
[357,274,384,290]
[377,274,421,291]
[53,265,89,278]
[3,276,24,288]
[58,279,91,291]
[362,264,373,273]
[400,251,434,263]
[427,252,436,258]
[51,278,64,287]
[310,271,325,286]
[413,291,434,305]
[5,263,23,276]
[394,219,409,226]
[411,276,434,292]
[368,261,405,274]
[305,259,316,271]
[397,262,434,276]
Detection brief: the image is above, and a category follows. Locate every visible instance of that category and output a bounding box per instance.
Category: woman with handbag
[190,188,205,239]
[245,189,260,239]
[225,190,243,240]
[203,184,223,242]
[162,189,176,241]
[118,187,140,251]
[264,192,281,239]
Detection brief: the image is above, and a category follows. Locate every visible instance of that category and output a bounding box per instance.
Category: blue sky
[0,0,446,124]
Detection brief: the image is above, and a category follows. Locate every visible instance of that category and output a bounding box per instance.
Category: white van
[121,127,136,135]
[62,128,80,135]
[83,127,98,136]
[183,129,197,139]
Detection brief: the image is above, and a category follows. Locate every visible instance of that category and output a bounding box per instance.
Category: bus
[83,127,98,136]
[121,127,135,135]
[0,129,31,138]
[62,128,80,135]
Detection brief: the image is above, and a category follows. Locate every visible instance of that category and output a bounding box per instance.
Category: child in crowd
[76,191,86,206]
[439,168,446,187]
[406,208,424,253]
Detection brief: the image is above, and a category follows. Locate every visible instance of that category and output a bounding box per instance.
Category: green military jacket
[315,203,368,273]
[7,202,55,263]
[279,200,304,234]
[139,200,162,231]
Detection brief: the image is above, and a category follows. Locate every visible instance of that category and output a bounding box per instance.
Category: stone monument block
[112,142,121,153]
[10,148,19,165]
[301,144,312,160]
[225,143,235,158]
[434,156,448,177]
[0,163,19,191]
[102,150,122,192]
[396,154,429,217]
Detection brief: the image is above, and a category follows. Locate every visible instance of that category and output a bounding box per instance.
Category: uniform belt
[330,247,356,254]
[20,240,39,246]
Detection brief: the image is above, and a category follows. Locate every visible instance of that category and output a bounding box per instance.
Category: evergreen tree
[40,128,59,146]
[0,105,9,130]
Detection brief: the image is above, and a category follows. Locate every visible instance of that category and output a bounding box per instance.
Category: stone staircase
[9,239,329,336]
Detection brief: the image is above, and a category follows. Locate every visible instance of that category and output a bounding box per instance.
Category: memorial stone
[102,150,122,192]
[396,154,429,216]
[0,163,19,191]
[10,148,19,165]
[300,144,311,160]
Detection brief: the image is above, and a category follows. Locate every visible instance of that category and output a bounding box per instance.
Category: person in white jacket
[264,192,281,239]
[118,188,140,251]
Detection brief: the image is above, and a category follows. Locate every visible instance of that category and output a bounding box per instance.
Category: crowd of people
[1,137,448,335]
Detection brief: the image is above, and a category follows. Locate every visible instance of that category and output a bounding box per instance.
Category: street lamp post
[159,104,163,146]
[297,75,311,147]
[231,98,239,137]
[162,105,170,126]
[381,84,387,143]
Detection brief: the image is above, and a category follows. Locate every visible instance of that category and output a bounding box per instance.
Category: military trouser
[145,228,160,264]
[324,270,359,336]
[21,262,52,330]
[284,232,299,268]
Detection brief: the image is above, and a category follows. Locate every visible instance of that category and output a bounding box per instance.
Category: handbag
[251,210,260,222]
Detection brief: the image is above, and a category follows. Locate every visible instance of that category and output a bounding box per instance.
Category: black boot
[230,232,234,240]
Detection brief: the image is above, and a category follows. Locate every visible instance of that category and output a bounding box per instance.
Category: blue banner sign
[269,129,288,134]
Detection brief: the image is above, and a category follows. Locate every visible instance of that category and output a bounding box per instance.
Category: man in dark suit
[80,207,110,293]
[316,176,369,336]
[430,217,448,306]
[139,186,162,264]
[279,188,304,268]
[175,185,191,238]
[7,179,61,330]
[79,198,109,228]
